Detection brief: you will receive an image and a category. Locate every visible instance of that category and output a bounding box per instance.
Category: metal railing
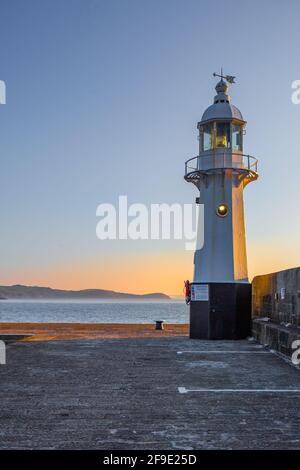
[185,152,258,177]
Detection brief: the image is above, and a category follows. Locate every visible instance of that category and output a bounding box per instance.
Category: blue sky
[0,0,299,293]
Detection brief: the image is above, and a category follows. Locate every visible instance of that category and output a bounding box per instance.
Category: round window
[216,204,229,217]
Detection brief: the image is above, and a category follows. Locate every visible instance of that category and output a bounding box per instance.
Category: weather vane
[213,68,236,84]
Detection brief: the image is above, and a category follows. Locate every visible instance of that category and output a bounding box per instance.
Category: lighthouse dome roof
[201,102,243,122]
[200,77,244,123]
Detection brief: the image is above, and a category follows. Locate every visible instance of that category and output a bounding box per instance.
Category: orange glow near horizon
[2,251,193,296]
[1,239,299,296]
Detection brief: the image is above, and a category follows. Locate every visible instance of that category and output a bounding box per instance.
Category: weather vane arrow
[213,69,236,84]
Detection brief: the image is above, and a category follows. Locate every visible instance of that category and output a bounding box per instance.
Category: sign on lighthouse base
[189,282,251,340]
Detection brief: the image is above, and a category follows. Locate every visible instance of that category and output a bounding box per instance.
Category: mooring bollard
[155,320,165,330]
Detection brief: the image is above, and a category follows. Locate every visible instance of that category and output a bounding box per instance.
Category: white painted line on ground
[177,350,270,355]
[178,387,300,394]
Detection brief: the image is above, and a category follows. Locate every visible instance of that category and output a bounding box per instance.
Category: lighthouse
[185,72,258,339]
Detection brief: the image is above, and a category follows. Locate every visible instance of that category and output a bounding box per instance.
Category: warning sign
[191,284,209,301]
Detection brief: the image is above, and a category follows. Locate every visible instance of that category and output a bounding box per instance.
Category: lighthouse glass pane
[216,122,231,148]
[232,124,242,151]
[202,124,213,151]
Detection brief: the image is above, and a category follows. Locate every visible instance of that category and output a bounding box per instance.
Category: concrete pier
[0,327,299,449]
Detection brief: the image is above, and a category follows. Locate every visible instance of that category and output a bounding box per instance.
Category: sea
[0,300,189,324]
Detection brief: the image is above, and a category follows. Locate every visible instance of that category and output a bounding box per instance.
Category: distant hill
[0,285,170,300]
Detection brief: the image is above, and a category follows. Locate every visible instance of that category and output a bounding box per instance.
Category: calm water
[0,300,188,324]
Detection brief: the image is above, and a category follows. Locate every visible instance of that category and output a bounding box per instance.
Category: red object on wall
[184,280,191,304]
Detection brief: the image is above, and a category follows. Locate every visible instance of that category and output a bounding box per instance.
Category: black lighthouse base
[189,282,251,340]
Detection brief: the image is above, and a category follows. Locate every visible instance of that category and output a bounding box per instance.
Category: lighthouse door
[208,283,252,339]
[209,284,236,339]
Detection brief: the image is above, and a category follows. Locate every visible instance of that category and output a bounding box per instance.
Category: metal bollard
[155,320,165,330]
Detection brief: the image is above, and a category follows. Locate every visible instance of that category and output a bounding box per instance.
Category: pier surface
[0,322,188,342]
[0,324,299,449]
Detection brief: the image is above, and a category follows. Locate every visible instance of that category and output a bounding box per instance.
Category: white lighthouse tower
[185,72,258,339]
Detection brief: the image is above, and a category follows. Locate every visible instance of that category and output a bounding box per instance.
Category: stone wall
[252,320,300,358]
[252,267,300,327]
[252,268,300,361]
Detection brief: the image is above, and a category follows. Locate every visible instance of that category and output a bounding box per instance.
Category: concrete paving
[0,336,299,449]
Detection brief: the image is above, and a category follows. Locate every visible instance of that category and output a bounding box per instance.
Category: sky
[0,0,300,295]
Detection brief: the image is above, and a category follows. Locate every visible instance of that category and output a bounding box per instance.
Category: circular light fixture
[216,203,229,217]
